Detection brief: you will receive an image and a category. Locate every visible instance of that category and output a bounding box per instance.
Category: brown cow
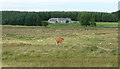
[56,38,64,45]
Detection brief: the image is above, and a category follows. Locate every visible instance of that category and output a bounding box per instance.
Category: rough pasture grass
[48,22,118,27]
[2,22,118,67]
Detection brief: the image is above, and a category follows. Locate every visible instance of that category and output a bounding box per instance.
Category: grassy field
[47,22,118,27]
[2,22,118,67]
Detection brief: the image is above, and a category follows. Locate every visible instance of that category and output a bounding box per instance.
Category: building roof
[50,18,57,21]
[49,18,71,21]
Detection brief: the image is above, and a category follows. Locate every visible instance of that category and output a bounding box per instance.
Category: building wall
[48,18,72,23]
[48,21,56,23]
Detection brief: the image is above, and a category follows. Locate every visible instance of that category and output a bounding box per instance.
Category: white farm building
[48,18,72,23]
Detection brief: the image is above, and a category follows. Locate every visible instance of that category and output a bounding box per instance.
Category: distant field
[2,22,118,67]
[96,22,118,27]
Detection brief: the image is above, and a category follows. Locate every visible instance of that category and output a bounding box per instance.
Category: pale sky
[1,0,120,12]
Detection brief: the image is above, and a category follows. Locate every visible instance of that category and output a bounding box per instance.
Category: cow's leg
[56,42,58,46]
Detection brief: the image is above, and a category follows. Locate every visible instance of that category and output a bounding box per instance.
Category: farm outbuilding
[48,18,72,23]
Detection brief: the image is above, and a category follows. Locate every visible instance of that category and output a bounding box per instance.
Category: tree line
[2,11,118,26]
[112,10,120,21]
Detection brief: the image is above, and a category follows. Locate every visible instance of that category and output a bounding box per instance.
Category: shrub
[78,13,91,26]
[78,13,96,26]
[90,22,96,27]
[41,21,49,27]
[66,20,69,23]
[90,18,96,27]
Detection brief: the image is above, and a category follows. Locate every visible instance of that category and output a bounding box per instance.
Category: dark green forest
[112,10,120,21]
[2,11,119,26]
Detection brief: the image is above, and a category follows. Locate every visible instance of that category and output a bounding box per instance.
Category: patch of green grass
[19,43,27,46]
[111,50,118,55]
[17,37,27,40]
[69,35,79,37]
[3,51,14,56]
[86,46,98,51]
[98,49,106,53]
[96,22,118,27]
[6,34,16,37]
[97,39,105,41]
[82,39,105,42]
